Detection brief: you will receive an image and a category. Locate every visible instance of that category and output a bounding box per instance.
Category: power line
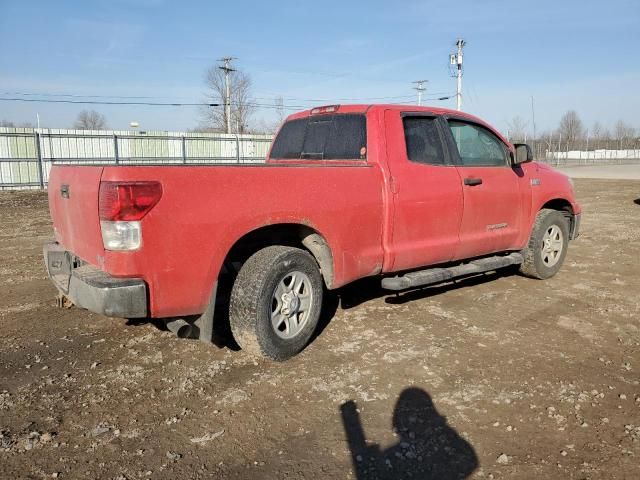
[0,97,312,109]
[2,90,421,103]
[0,94,458,109]
[261,94,418,102]
[0,91,174,100]
[0,97,220,107]
[389,95,455,105]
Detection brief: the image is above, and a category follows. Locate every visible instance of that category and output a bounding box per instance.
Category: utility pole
[218,57,236,134]
[530,96,537,157]
[412,80,428,106]
[450,39,465,111]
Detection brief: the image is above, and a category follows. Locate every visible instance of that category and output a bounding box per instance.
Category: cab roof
[289,103,480,120]
[286,104,510,147]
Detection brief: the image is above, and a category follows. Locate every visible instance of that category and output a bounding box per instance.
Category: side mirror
[513,143,533,165]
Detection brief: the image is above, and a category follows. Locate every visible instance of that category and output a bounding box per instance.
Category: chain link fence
[528,138,640,166]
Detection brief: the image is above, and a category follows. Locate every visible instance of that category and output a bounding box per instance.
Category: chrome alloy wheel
[270,271,313,339]
[541,224,564,267]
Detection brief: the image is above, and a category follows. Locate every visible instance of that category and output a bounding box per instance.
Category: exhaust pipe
[165,319,199,339]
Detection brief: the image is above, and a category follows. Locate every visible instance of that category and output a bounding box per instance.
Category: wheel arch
[538,197,576,234]
[221,223,335,289]
[540,197,574,215]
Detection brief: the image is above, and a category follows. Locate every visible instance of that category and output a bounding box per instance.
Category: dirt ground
[1,179,639,480]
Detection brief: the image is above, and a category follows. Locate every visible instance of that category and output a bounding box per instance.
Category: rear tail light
[99,181,162,221]
[99,182,161,251]
[100,220,141,251]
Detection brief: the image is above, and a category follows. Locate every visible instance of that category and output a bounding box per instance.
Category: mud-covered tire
[519,209,570,279]
[229,246,323,361]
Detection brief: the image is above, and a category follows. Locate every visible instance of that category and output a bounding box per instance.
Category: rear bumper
[570,213,581,240]
[43,242,147,318]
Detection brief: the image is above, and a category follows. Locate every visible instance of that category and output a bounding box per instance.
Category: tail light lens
[99,182,161,251]
[101,220,142,251]
[99,181,162,221]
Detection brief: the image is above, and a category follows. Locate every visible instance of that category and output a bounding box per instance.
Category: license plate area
[45,243,85,294]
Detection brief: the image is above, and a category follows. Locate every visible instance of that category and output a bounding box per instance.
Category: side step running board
[381,252,523,291]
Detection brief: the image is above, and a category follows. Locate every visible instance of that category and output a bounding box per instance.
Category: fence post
[235,135,240,163]
[181,135,187,163]
[34,131,45,189]
[113,133,119,164]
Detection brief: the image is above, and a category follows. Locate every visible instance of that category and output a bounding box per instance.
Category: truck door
[443,118,523,259]
[384,110,463,272]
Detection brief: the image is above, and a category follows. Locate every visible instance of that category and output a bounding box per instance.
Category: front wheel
[519,208,570,279]
[229,246,323,361]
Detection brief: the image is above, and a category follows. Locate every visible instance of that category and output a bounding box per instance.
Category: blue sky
[1,0,638,134]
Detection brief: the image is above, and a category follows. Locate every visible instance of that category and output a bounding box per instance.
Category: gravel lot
[1,178,639,479]
[558,163,640,180]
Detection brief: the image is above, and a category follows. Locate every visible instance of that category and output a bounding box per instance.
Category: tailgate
[48,165,105,265]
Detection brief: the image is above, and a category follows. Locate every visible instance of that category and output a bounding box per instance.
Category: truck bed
[48,163,385,317]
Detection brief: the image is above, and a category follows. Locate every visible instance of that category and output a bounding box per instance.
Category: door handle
[464,177,483,186]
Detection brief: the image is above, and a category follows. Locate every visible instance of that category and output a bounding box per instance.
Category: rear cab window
[269,114,367,161]
[402,116,447,165]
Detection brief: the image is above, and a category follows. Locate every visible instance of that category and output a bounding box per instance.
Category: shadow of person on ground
[341,387,478,479]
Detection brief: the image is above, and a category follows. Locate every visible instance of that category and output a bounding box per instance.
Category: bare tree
[0,120,35,128]
[506,116,529,142]
[254,96,288,134]
[537,130,557,154]
[590,122,609,150]
[74,110,108,130]
[201,67,254,134]
[538,118,638,156]
[249,118,279,135]
[613,120,636,149]
[557,110,585,149]
[590,121,603,140]
[274,96,287,128]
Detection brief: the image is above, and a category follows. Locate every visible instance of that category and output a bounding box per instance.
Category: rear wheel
[519,209,570,279]
[229,246,323,361]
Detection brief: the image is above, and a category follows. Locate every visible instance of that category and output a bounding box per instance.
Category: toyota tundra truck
[44,104,581,360]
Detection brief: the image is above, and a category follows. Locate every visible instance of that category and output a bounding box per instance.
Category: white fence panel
[0,127,275,189]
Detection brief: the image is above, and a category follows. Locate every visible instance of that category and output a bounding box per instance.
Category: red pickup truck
[44,104,581,360]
